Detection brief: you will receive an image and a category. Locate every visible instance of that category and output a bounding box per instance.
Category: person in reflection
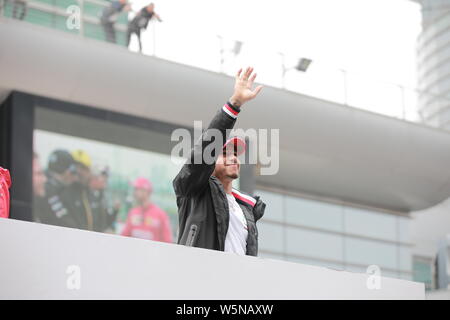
[34,149,78,227]
[0,166,11,219]
[13,0,27,20]
[121,177,172,243]
[32,152,47,198]
[89,164,120,233]
[68,150,118,232]
[3,0,28,20]
[100,0,131,44]
[173,67,266,256]
[126,2,162,52]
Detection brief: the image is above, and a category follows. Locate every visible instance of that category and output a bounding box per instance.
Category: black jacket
[34,173,78,228]
[173,102,266,256]
[128,8,153,30]
[34,174,117,232]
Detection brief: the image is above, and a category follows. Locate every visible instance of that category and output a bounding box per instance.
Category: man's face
[90,174,107,191]
[76,164,91,186]
[134,187,150,205]
[32,158,47,197]
[214,150,240,180]
[147,3,154,11]
[61,168,76,186]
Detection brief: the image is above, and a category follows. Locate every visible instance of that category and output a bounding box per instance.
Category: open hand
[229,67,263,107]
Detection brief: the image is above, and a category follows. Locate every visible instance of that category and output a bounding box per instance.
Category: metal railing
[2,0,450,131]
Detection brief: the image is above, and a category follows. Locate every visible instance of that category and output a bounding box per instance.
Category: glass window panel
[258,252,285,261]
[399,273,413,281]
[345,238,398,270]
[397,216,411,243]
[257,221,284,253]
[344,207,397,241]
[255,190,283,222]
[399,246,413,272]
[381,271,401,279]
[413,258,433,290]
[33,107,186,244]
[285,227,344,261]
[285,195,343,232]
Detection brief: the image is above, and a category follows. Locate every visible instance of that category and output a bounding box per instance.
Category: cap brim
[223,137,246,156]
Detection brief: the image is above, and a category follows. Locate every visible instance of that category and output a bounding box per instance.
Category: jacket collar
[210,176,257,208]
[231,188,256,208]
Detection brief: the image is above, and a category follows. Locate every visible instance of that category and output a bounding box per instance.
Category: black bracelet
[227,101,241,113]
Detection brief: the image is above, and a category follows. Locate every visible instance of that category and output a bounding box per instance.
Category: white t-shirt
[224,193,248,255]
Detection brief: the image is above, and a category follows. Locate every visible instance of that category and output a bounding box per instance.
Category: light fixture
[232,40,243,56]
[280,54,313,88]
[295,58,313,72]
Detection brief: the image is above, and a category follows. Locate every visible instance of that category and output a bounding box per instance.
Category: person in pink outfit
[121,177,173,243]
[0,167,11,218]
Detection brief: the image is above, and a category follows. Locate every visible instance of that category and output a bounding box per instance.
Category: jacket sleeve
[173,102,241,197]
[253,196,266,222]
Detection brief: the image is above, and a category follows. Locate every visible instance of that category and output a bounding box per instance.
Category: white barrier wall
[426,289,450,300]
[0,218,424,299]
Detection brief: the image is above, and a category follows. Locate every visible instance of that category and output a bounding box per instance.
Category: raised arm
[154,12,162,22]
[172,67,263,197]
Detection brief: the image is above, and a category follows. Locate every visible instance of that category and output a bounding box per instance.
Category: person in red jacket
[0,167,11,218]
[121,177,173,243]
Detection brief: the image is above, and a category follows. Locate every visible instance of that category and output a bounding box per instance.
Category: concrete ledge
[0,218,425,299]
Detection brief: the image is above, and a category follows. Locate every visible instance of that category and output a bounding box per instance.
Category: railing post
[152,21,156,56]
[340,68,348,105]
[218,35,224,73]
[79,0,84,38]
[280,52,286,89]
[399,85,406,120]
[0,0,4,17]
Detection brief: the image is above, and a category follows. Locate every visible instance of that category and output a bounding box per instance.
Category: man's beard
[226,173,239,180]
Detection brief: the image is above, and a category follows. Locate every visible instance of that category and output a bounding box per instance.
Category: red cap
[132,177,152,192]
[223,137,246,156]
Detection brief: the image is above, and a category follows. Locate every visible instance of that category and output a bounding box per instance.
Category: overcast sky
[129,0,422,118]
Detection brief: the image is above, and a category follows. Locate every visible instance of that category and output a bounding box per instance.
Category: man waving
[173,67,266,256]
